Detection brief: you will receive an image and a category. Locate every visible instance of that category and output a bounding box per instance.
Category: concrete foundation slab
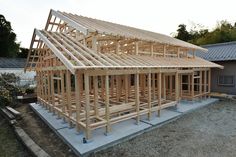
[174,98,218,113]
[31,103,69,130]
[140,109,182,126]
[30,98,218,156]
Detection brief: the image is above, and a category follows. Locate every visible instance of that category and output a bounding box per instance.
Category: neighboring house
[0,57,36,86]
[196,41,236,95]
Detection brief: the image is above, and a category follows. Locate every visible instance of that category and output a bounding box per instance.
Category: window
[218,75,235,86]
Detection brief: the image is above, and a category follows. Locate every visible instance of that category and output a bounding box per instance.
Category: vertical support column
[191,72,194,100]
[116,76,121,101]
[204,70,207,99]
[92,35,97,52]
[50,71,55,114]
[208,69,211,98]
[180,74,182,98]
[175,72,179,103]
[115,41,120,54]
[152,74,155,100]
[84,74,91,140]
[158,73,162,117]
[163,45,166,57]
[163,74,166,100]
[110,76,114,97]
[66,70,72,127]
[170,75,173,98]
[125,75,129,103]
[150,43,154,57]
[135,73,140,124]
[135,41,139,55]
[47,71,51,111]
[148,73,152,120]
[188,74,191,95]
[60,70,66,120]
[75,71,81,132]
[105,75,111,134]
[101,76,105,100]
[93,76,99,116]
[199,71,202,99]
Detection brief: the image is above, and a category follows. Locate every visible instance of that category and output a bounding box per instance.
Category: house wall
[211,61,236,95]
[0,68,36,86]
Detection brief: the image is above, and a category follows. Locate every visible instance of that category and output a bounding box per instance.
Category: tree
[175,24,191,41]
[17,47,29,58]
[174,21,236,45]
[0,14,20,57]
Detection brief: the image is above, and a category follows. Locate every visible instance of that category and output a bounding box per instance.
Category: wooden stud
[84,74,91,140]
[135,74,140,124]
[105,75,111,134]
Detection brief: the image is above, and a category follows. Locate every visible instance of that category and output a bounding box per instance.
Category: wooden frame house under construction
[25,9,222,141]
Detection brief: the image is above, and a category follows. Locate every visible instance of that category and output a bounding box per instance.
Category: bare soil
[12,99,236,157]
[15,104,76,157]
[0,114,30,157]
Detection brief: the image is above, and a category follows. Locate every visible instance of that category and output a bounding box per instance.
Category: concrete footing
[30,98,218,156]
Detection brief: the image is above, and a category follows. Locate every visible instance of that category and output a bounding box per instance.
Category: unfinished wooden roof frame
[25,9,223,142]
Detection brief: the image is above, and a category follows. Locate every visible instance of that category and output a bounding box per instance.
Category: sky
[1,0,236,48]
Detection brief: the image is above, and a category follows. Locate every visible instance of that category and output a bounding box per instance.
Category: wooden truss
[25,10,222,141]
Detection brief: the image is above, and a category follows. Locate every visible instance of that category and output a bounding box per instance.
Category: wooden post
[66,70,72,127]
[158,73,161,117]
[148,73,152,120]
[84,74,91,140]
[92,35,97,52]
[175,72,179,102]
[191,72,194,100]
[50,71,55,114]
[110,76,114,97]
[204,70,207,98]
[170,75,173,98]
[163,74,166,100]
[93,76,99,116]
[135,42,139,55]
[199,71,202,99]
[75,71,81,132]
[135,74,140,124]
[208,69,211,98]
[125,75,129,103]
[150,43,154,57]
[152,73,155,100]
[105,75,111,134]
[60,70,66,120]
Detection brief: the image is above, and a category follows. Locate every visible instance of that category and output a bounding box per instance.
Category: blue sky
[1,0,236,47]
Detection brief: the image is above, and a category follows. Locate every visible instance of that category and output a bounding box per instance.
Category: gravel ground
[91,99,236,157]
[0,114,30,157]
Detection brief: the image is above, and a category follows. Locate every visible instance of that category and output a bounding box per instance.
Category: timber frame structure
[25,9,223,141]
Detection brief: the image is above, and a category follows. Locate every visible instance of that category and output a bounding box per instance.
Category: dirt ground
[15,104,77,157]
[0,114,30,157]
[13,99,236,157]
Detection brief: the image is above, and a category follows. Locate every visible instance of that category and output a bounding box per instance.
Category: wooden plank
[84,74,91,140]
[147,73,151,120]
[175,72,179,103]
[66,70,72,126]
[158,73,161,117]
[105,75,111,133]
[93,76,99,116]
[135,74,140,124]
[75,71,82,132]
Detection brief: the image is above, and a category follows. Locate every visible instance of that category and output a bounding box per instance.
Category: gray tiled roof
[196,41,236,61]
[0,57,26,68]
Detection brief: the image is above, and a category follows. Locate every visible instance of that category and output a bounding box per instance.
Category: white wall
[0,68,36,86]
